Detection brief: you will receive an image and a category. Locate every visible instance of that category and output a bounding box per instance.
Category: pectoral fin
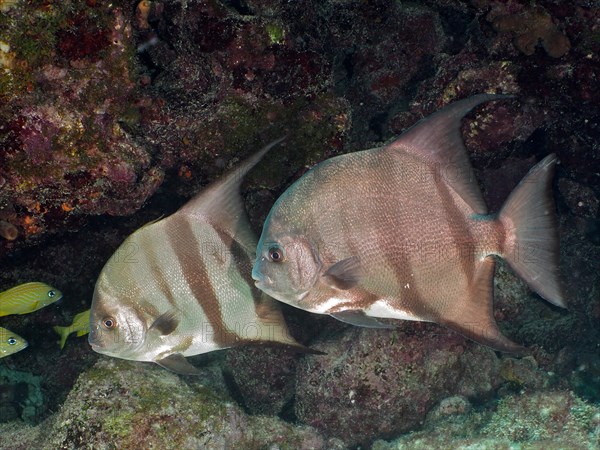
[322,257,362,290]
[331,310,395,329]
[149,311,180,336]
[155,354,202,375]
[25,301,40,314]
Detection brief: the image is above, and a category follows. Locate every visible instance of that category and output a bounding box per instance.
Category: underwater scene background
[0,0,599,448]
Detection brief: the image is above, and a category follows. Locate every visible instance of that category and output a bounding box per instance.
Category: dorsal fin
[177,137,286,250]
[385,94,514,214]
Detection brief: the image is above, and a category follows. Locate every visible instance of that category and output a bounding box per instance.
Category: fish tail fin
[52,326,68,349]
[498,154,566,307]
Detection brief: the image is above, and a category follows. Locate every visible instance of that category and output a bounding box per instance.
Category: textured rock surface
[225,345,301,416]
[372,390,600,449]
[295,324,502,447]
[0,358,332,450]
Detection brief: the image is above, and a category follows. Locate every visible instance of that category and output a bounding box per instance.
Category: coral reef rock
[295,324,501,447]
[372,390,600,449]
[0,358,331,450]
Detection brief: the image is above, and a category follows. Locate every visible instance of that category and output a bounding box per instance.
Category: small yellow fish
[0,327,28,358]
[53,309,91,349]
[0,282,63,317]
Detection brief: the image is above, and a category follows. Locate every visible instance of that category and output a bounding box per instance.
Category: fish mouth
[251,266,262,282]
[251,265,272,287]
[88,333,103,351]
[254,279,268,291]
[255,279,282,301]
[89,342,101,351]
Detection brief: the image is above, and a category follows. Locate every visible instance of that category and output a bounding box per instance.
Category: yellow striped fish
[89,138,308,375]
[0,282,63,317]
[53,309,91,349]
[253,95,565,352]
[0,327,28,358]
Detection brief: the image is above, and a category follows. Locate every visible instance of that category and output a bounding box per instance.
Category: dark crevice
[225,0,253,16]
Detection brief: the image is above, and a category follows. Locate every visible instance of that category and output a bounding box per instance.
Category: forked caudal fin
[498,154,566,308]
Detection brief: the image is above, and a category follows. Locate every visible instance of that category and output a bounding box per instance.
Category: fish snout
[251,260,267,283]
[252,265,273,291]
[88,328,103,350]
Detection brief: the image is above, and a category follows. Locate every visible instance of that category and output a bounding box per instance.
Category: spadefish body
[89,138,304,374]
[253,95,565,352]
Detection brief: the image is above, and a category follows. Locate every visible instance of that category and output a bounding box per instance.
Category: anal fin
[441,257,526,353]
[155,354,202,375]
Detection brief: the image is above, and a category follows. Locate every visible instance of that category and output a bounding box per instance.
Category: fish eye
[48,290,56,298]
[268,245,285,263]
[7,337,17,345]
[102,317,117,329]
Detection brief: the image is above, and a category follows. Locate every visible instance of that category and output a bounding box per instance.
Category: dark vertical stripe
[382,179,431,319]
[434,174,475,286]
[168,216,239,346]
[328,289,380,313]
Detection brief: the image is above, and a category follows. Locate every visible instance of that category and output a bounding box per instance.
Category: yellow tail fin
[53,326,69,350]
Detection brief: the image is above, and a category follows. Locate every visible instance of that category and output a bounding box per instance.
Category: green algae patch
[103,410,136,440]
[265,23,286,45]
[372,390,600,449]
[42,359,231,449]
